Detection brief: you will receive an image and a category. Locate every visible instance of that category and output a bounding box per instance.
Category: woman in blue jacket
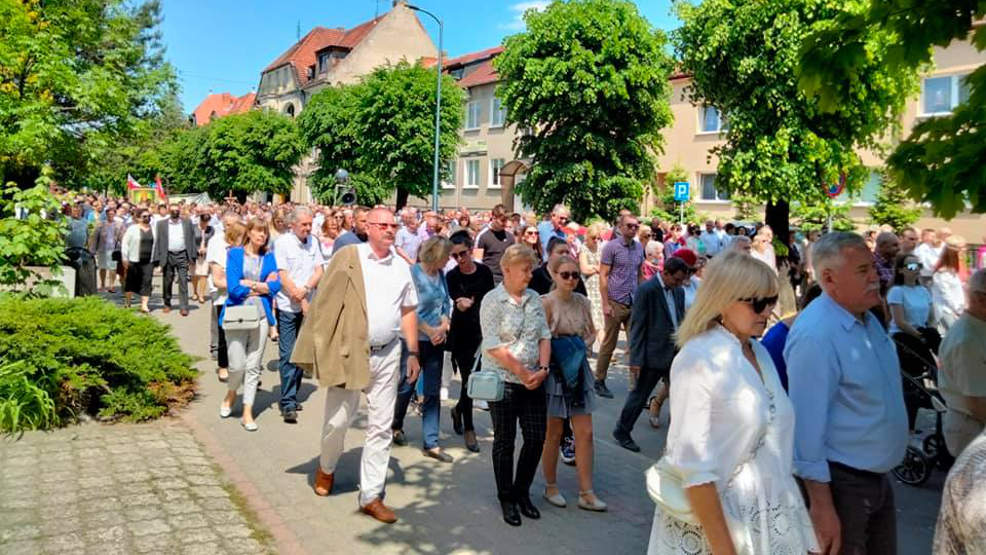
[220,218,281,431]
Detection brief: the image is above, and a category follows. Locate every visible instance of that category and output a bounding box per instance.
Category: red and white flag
[154,175,167,200]
[126,174,141,190]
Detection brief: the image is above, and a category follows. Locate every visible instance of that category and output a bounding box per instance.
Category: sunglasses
[524,230,539,236]
[556,271,579,281]
[625,223,639,230]
[904,262,923,271]
[450,251,469,260]
[739,295,778,314]
[368,222,399,230]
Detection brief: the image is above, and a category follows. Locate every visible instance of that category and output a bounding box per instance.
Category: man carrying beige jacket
[291,206,420,524]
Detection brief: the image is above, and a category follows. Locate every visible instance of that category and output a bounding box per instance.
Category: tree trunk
[395,188,409,212]
[764,199,790,247]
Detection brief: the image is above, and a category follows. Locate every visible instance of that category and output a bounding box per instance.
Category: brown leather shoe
[313,468,334,497]
[180,309,189,317]
[162,306,172,314]
[360,498,397,524]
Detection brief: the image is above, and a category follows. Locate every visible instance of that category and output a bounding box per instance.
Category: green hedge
[0,295,197,432]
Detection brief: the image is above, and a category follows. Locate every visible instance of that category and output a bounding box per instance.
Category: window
[699,106,727,133]
[284,104,295,118]
[922,74,971,115]
[489,158,505,188]
[318,53,329,74]
[853,170,882,205]
[465,159,481,188]
[490,96,506,127]
[441,160,456,189]
[700,173,729,201]
[465,101,482,130]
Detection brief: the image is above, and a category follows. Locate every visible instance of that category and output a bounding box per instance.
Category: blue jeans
[277,310,305,412]
[392,340,443,449]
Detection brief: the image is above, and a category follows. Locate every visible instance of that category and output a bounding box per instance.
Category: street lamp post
[407,3,442,213]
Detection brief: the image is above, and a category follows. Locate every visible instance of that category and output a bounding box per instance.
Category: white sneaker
[219,405,232,418]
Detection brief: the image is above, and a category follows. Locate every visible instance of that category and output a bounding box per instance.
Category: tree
[791,199,855,233]
[0,0,178,189]
[732,193,761,222]
[298,61,464,208]
[868,171,922,231]
[673,0,919,245]
[651,164,702,224]
[494,0,673,223]
[799,1,985,218]
[160,110,304,200]
[0,170,67,293]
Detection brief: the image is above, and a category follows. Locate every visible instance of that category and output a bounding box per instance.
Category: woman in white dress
[648,251,817,555]
[931,236,967,333]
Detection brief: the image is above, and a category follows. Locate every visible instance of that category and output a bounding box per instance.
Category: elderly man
[728,234,752,254]
[333,206,370,250]
[394,207,424,264]
[785,232,907,555]
[873,231,900,292]
[293,207,419,524]
[594,213,645,399]
[938,269,986,457]
[152,204,196,316]
[536,204,570,259]
[699,219,725,257]
[612,256,689,452]
[274,206,325,423]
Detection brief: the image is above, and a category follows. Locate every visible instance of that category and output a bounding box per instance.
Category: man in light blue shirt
[536,204,569,260]
[785,231,907,555]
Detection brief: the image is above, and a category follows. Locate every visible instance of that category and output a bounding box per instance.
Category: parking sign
[673,182,689,202]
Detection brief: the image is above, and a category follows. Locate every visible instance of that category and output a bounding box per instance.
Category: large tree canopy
[674,0,919,242]
[297,61,464,207]
[0,0,177,189]
[495,0,673,223]
[799,1,986,218]
[160,109,304,199]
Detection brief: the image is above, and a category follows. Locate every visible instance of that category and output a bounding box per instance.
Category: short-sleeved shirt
[206,235,229,306]
[537,221,565,260]
[886,284,932,334]
[475,228,515,282]
[357,243,418,346]
[395,226,424,262]
[479,285,551,385]
[600,237,644,304]
[274,232,326,313]
[938,313,986,419]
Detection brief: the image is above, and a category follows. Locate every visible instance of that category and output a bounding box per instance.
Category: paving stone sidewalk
[0,420,273,555]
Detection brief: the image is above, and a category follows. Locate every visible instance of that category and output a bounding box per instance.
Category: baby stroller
[891,336,953,486]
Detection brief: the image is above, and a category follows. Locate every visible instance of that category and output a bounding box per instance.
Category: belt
[828,460,883,480]
[168,249,185,254]
[369,339,398,353]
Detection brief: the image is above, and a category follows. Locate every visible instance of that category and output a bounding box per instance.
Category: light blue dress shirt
[784,292,908,482]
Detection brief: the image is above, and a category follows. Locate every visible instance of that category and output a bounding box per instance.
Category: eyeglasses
[368,221,399,230]
[739,295,778,314]
[625,223,639,230]
[557,271,579,281]
[524,230,539,236]
[450,251,469,260]
[904,262,923,271]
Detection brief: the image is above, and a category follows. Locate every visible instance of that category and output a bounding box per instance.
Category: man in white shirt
[913,228,944,285]
[151,204,195,316]
[394,208,424,264]
[274,206,325,422]
[699,219,725,257]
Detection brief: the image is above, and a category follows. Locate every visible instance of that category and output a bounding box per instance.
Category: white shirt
[886,284,932,334]
[167,219,185,252]
[274,232,326,313]
[914,242,943,278]
[700,230,724,256]
[206,235,229,306]
[932,270,966,324]
[357,243,418,346]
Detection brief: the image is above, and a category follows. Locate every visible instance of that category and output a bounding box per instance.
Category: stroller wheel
[922,434,944,459]
[893,445,931,486]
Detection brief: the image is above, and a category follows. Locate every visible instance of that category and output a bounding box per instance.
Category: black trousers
[614,365,668,438]
[828,463,897,555]
[162,250,189,310]
[452,348,477,432]
[214,305,229,369]
[490,383,546,502]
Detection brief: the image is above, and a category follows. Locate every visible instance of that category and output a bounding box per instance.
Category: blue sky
[160,0,678,112]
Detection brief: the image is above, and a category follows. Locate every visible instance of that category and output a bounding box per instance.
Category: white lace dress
[648,327,818,555]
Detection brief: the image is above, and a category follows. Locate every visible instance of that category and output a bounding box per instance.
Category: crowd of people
[53,191,986,552]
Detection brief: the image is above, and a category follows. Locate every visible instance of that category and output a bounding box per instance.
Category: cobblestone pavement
[0,420,273,555]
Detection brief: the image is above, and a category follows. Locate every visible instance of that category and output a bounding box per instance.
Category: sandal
[543,484,566,508]
[578,490,608,512]
[648,396,663,429]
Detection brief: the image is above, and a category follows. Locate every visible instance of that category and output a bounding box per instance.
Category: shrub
[0,295,197,433]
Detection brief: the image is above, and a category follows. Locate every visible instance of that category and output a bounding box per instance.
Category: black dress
[125,228,155,296]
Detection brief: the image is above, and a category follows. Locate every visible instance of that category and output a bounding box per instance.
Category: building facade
[190,92,256,126]
[255,2,438,202]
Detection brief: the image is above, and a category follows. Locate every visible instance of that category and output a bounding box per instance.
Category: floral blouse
[479,284,551,385]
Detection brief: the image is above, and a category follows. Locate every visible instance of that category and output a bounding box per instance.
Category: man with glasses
[537,204,570,260]
[612,256,689,452]
[474,204,515,283]
[274,206,325,423]
[594,214,645,399]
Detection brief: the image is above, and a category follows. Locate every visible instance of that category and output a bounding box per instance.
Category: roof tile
[262,16,383,88]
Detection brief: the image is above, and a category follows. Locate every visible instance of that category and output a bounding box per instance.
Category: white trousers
[319,340,400,507]
[226,319,269,408]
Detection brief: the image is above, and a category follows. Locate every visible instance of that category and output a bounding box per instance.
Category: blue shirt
[537,220,565,260]
[760,321,790,391]
[410,264,452,342]
[784,292,907,481]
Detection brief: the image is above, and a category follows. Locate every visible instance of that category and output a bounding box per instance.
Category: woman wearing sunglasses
[539,254,607,512]
[518,224,544,261]
[648,251,817,555]
[889,253,942,431]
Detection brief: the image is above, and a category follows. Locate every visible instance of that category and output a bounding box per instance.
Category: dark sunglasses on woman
[557,271,580,281]
[740,295,778,314]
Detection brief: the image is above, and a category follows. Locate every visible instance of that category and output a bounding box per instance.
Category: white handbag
[646,457,699,525]
[222,304,261,331]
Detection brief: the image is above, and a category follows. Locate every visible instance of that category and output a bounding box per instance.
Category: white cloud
[500,1,551,32]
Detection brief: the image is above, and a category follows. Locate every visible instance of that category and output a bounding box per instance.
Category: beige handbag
[646,457,699,525]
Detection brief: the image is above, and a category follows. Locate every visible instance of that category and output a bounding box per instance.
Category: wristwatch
[407,351,420,358]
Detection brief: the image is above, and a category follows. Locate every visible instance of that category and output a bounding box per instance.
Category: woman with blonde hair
[648,251,816,554]
[580,222,606,340]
